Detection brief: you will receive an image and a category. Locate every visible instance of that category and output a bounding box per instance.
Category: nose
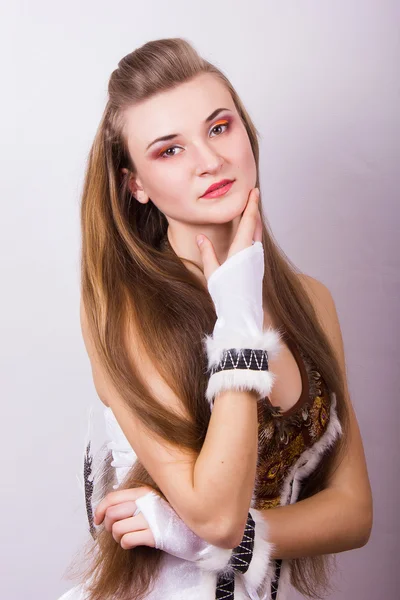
[194,143,224,176]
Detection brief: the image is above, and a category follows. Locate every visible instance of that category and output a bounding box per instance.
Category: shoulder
[297,273,334,309]
[297,273,347,380]
[296,282,373,538]
[79,296,190,420]
[79,297,111,407]
[297,274,340,337]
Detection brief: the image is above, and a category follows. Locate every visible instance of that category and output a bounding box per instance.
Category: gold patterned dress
[252,333,342,599]
[61,332,342,600]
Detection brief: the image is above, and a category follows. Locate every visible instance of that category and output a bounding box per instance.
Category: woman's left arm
[98,277,372,566]
[265,276,373,560]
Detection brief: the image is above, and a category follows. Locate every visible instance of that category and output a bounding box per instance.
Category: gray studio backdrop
[1,1,399,598]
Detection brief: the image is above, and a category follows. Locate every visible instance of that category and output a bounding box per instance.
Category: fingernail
[197,235,204,246]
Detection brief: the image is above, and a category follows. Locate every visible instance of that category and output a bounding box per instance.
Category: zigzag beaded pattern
[83,441,96,540]
[215,573,235,600]
[210,348,269,376]
[271,559,283,599]
[215,512,256,599]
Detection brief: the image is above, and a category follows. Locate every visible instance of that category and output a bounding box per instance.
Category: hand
[196,187,262,281]
[93,483,273,591]
[95,486,239,569]
[95,485,273,594]
[199,186,282,406]
[93,486,156,550]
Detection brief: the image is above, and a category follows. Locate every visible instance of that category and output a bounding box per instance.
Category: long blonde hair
[72,37,349,600]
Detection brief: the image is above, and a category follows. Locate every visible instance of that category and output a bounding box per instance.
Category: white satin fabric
[203,242,283,407]
[58,384,342,599]
[57,407,276,600]
[57,552,254,600]
[102,407,263,598]
[206,241,265,347]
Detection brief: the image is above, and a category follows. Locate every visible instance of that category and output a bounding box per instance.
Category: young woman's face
[122,72,257,225]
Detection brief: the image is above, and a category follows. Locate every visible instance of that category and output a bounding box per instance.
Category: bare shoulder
[79,297,190,420]
[296,273,347,385]
[297,273,332,307]
[297,275,373,533]
[297,273,339,340]
[79,297,203,514]
[80,297,110,407]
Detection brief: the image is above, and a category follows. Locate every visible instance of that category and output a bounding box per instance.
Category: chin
[213,193,248,223]
[194,183,252,224]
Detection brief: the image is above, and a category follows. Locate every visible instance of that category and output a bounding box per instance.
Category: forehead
[123,73,235,153]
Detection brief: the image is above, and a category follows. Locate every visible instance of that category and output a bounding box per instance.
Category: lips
[202,179,234,197]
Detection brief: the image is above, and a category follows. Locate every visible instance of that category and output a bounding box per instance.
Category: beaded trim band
[215,512,256,599]
[206,347,276,408]
[210,348,270,376]
[230,512,256,574]
[204,328,282,406]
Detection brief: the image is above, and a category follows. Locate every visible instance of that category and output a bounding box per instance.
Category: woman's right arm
[80,297,259,549]
[83,189,282,552]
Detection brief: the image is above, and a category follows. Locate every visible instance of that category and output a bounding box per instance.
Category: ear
[120,168,150,205]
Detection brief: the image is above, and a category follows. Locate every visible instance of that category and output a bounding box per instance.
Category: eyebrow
[145,107,232,151]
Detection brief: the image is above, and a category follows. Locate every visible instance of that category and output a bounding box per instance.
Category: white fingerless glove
[104,407,274,587]
[134,490,274,595]
[134,491,234,570]
[204,241,282,407]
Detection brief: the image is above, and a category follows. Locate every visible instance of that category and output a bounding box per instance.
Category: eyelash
[157,120,231,159]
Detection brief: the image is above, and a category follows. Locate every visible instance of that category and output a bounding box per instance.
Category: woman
[61,37,372,600]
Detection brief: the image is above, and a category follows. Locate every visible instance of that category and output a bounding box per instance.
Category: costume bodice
[102,334,340,504]
[86,335,341,600]
[253,334,337,510]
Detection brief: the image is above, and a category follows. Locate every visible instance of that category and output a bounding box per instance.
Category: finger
[103,500,138,533]
[229,188,260,255]
[111,514,149,544]
[237,188,259,243]
[253,209,263,243]
[196,235,220,281]
[120,528,156,550]
[94,487,153,525]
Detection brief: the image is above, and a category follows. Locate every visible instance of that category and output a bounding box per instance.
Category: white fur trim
[276,559,292,600]
[196,544,233,573]
[198,510,275,598]
[243,391,342,599]
[204,327,283,407]
[197,572,220,600]
[239,508,275,598]
[204,327,283,370]
[206,368,278,407]
[194,573,250,600]
[198,510,275,597]
[233,577,255,600]
[279,390,342,506]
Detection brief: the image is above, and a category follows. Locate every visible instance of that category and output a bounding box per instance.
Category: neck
[166,215,242,275]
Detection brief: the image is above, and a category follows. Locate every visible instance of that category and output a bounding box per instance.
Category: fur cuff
[239,508,275,596]
[204,327,283,371]
[204,327,283,406]
[206,367,278,406]
[196,544,233,573]
[197,509,274,596]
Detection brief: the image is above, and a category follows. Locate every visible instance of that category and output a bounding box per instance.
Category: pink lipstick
[201,180,235,199]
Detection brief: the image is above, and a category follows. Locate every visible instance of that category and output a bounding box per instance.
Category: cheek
[142,163,186,202]
[142,169,191,219]
[225,127,256,183]
[234,131,256,172]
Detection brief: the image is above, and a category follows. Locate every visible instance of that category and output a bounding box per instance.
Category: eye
[159,146,181,159]
[158,119,230,159]
[210,120,230,137]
